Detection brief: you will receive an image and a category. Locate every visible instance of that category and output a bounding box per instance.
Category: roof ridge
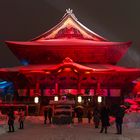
[31,9,107,41]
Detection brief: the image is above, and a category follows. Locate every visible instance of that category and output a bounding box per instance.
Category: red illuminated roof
[5,39,131,65]
[5,9,132,65]
[6,39,130,46]
[0,57,140,83]
[31,8,107,41]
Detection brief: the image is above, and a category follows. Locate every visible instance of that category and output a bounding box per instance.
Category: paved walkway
[0,121,139,140]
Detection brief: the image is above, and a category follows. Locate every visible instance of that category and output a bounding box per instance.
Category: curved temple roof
[31,8,107,41]
[0,57,140,89]
[5,9,132,65]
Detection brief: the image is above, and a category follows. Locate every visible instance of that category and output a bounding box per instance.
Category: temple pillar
[12,81,18,103]
[35,81,41,115]
[55,82,59,94]
[96,79,106,104]
[26,105,28,116]
[96,79,101,95]
[77,74,81,94]
[78,82,81,94]
[35,81,40,94]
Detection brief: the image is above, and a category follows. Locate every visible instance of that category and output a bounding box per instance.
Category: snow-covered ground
[0,114,7,135]
[0,113,140,140]
[123,112,140,128]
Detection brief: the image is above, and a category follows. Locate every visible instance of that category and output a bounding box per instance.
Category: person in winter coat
[87,109,92,124]
[100,105,110,134]
[93,107,100,128]
[48,107,53,124]
[44,108,48,124]
[7,108,15,132]
[18,109,25,129]
[76,108,83,123]
[114,105,125,134]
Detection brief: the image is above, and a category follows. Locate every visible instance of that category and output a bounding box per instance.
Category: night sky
[0,0,140,67]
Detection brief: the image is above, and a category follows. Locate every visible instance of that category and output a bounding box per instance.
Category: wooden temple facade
[0,9,140,108]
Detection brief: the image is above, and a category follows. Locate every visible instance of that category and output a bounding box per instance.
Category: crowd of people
[7,108,25,132]
[43,104,125,135]
[0,103,126,135]
[73,104,125,135]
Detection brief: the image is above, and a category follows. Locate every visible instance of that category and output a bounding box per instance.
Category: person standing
[7,108,15,132]
[77,108,83,123]
[87,109,92,124]
[100,105,110,134]
[114,105,125,134]
[48,107,53,124]
[93,107,100,128]
[18,109,25,129]
[44,108,48,124]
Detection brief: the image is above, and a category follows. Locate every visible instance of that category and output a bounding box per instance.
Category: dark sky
[0,0,140,68]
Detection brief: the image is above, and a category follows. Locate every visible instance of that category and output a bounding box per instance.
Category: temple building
[0,9,140,110]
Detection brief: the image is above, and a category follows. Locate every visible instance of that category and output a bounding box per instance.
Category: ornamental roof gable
[32,8,107,41]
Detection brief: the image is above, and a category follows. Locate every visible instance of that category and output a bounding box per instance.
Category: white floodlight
[54,96,59,101]
[34,97,39,104]
[78,96,82,103]
[97,96,102,103]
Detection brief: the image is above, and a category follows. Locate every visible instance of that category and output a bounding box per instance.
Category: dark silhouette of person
[18,109,25,129]
[44,108,48,124]
[100,105,110,134]
[76,107,83,123]
[48,107,53,124]
[7,109,15,132]
[87,109,92,124]
[72,109,75,124]
[114,105,125,134]
[93,107,100,128]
